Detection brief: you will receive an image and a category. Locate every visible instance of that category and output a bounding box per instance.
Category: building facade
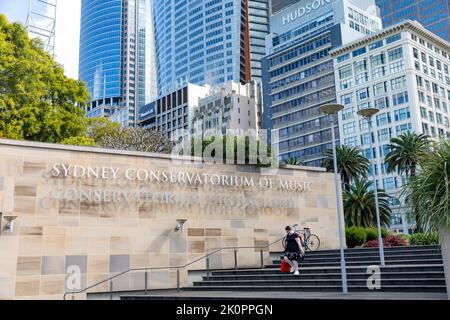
[375,0,450,42]
[332,20,450,232]
[262,0,381,167]
[248,0,271,82]
[152,0,269,95]
[79,0,157,127]
[192,82,261,136]
[139,84,210,139]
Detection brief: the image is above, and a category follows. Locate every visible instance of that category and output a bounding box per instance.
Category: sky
[0,0,81,79]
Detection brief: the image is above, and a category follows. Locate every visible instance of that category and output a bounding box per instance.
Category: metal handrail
[63,235,286,300]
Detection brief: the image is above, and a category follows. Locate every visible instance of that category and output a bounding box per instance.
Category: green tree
[385,132,430,178]
[0,15,90,142]
[323,145,370,191]
[86,117,121,143]
[343,178,392,228]
[406,140,450,232]
[191,135,274,167]
[61,136,96,147]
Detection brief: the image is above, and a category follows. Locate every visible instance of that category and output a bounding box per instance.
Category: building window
[375,97,389,109]
[344,136,358,147]
[388,47,403,61]
[343,122,357,134]
[352,47,367,57]
[391,76,406,91]
[373,82,387,95]
[376,112,391,126]
[342,107,355,120]
[386,33,401,44]
[337,53,350,63]
[372,67,385,79]
[341,93,353,105]
[390,60,405,73]
[357,88,370,100]
[339,65,352,79]
[392,91,409,106]
[354,60,367,73]
[340,79,353,90]
[371,53,385,67]
[396,123,412,135]
[394,107,411,121]
[355,73,369,84]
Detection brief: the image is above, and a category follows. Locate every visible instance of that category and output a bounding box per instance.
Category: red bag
[280,260,291,273]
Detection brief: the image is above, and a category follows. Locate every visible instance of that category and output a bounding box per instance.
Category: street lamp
[319,103,348,294]
[357,107,385,267]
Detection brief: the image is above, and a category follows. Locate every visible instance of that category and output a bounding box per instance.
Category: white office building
[192,82,262,137]
[332,20,450,233]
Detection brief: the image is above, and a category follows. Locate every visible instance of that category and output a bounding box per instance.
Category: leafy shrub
[409,233,439,246]
[381,228,391,238]
[363,235,408,248]
[365,228,378,241]
[61,136,96,147]
[346,227,367,248]
[363,239,383,248]
[385,235,408,247]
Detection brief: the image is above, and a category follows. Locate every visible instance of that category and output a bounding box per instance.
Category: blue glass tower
[375,0,450,41]
[79,0,157,126]
[152,0,260,95]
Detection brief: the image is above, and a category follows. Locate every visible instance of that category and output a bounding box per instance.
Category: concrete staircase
[185,245,446,293]
[118,245,447,300]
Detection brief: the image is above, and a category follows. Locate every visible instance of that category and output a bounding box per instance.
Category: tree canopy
[0,15,90,142]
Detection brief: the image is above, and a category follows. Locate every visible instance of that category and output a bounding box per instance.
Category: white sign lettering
[282,0,332,25]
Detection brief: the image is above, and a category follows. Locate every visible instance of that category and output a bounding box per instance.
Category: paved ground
[119,290,449,300]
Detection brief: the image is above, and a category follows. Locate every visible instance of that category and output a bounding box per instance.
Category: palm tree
[385,132,430,178]
[343,178,392,228]
[406,140,450,233]
[323,145,370,191]
[283,157,305,166]
[406,140,450,297]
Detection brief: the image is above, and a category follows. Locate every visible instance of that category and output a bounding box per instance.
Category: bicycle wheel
[305,234,320,251]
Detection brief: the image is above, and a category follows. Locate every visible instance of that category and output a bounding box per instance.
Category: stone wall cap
[0,138,327,173]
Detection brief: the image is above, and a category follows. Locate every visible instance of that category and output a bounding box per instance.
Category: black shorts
[283,252,302,262]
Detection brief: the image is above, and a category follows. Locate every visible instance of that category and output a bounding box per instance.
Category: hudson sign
[282,0,334,25]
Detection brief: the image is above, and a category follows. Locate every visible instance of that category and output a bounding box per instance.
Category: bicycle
[282,224,321,252]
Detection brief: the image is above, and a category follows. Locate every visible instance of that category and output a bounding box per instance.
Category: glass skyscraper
[79,0,157,127]
[248,0,270,81]
[375,0,450,41]
[152,0,268,95]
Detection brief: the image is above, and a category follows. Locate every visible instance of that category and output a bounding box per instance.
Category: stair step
[184,285,446,293]
[194,278,446,286]
[204,271,445,281]
[272,253,443,263]
[283,245,441,255]
[266,258,443,268]
[212,265,445,276]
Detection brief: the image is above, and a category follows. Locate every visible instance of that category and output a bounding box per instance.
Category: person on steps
[283,226,305,276]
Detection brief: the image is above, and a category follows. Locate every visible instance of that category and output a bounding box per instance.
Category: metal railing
[63,236,286,300]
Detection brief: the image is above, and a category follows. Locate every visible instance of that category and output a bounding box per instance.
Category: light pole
[357,107,385,267]
[319,103,348,294]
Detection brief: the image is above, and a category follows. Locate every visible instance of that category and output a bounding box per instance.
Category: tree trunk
[439,228,450,300]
